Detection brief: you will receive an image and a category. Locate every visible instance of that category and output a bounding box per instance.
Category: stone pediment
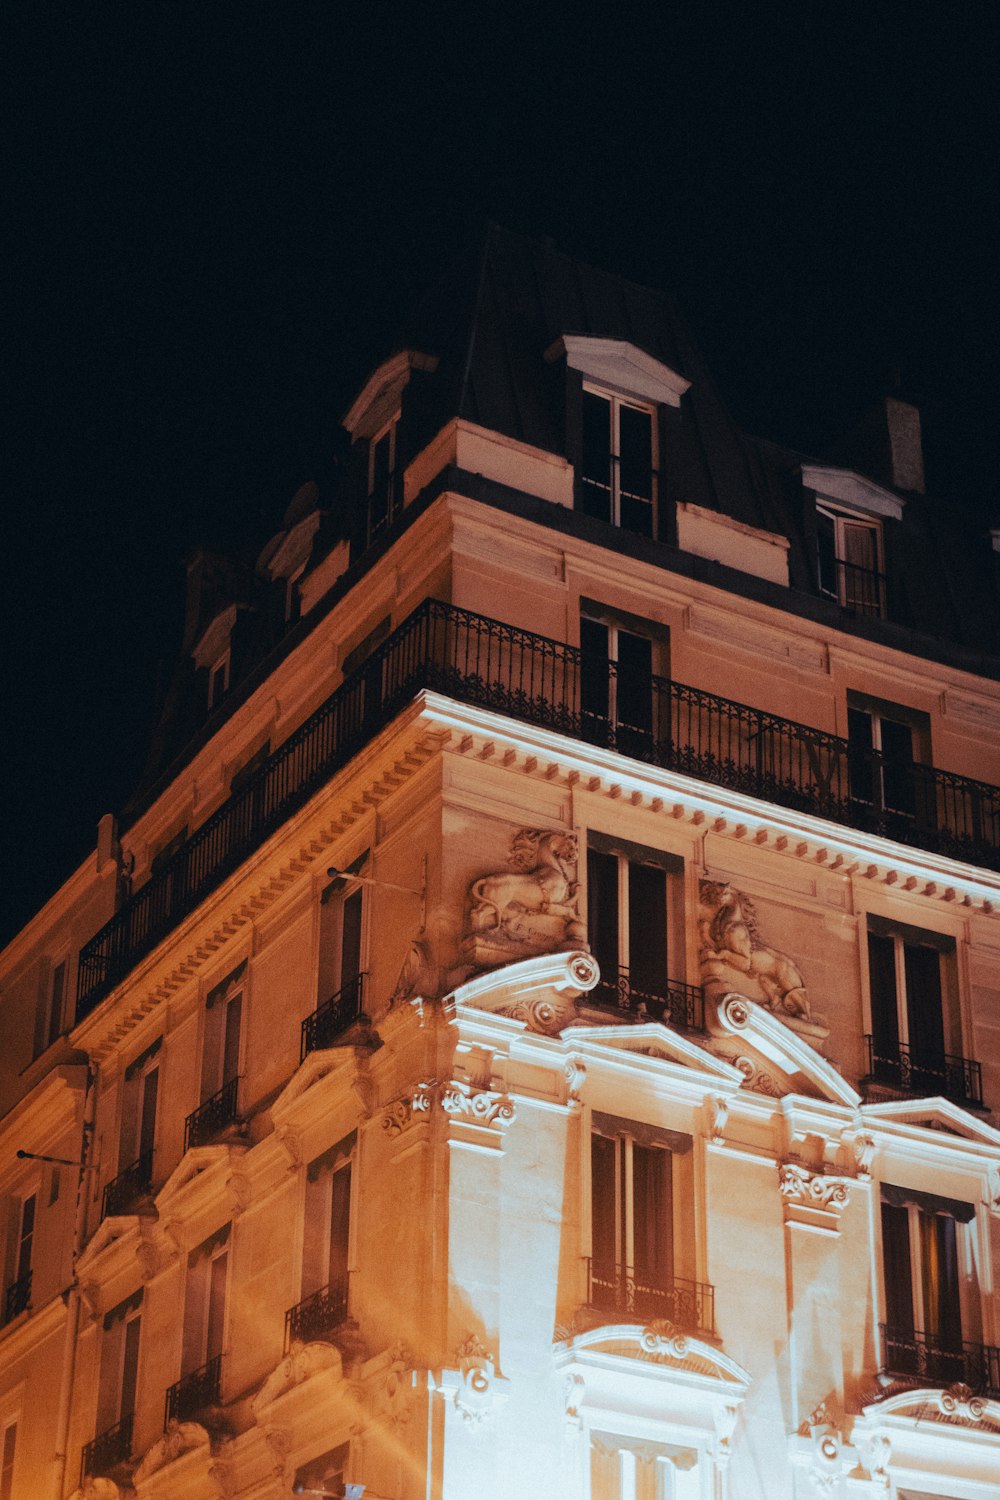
[554,1322,750,1392]
[270,1045,355,1122]
[77,1214,139,1276]
[560,1020,743,1086]
[706,994,860,1107]
[154,1144,245,1221]
[863,1384,1000,1433]
[861,1097,1000,1146]
[133,1420,210,1483]
[252,1340,346,1419]
[453,949,600,1034]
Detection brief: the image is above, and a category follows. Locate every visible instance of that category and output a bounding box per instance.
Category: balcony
[3,1271,31,1324]
[284,1277,349,1350]
[300,975,367,1062]
[880,1324,1000,1398]
[101,1150,154,1220]
[81,1413,133,1484]
[824,557,888,619]
[184,1076,240,1153]
[587,1260,715,1337]
[587,967,704,1031]
[75,600,1000,1019]
[164,1353,222,1426]
[863,1036,984,1110]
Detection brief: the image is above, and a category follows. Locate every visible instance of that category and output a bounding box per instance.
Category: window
[366,417,399,544]
[208,653,230,711]
[817,501,886,616]
[186,964,244,1149]
[580,608,667,760]
[108,1039,160,1211]
[586,835,687,1023]
[92,1293,142,1464]
[34,957,67,1058]
[880,1186,975,1387]
[589,1116,700,1331]
[590,1432,696,1500]
[294,1443,348,1497]
[181,1226,230,1390]
[865,919,972,1103]
[316,861,367,1017]
[848,695,931,824]
[0,1419,16,1500]
[290,1133,355,1343]
[579,388,657,538]
[4,1192,35,1323]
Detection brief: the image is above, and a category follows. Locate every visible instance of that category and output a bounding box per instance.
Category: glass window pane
[817,511,837,596]
[120,1316,141,1420]
[580,618,610,731]
[632,1143,672,1292]
[628,863,667,997]
[328,1162,352,1287]
[881,1201,914,1331]
[587,849,620,987]
[618,404,653,497]
[616,631,653,736]
[868,932,900,1077]
[581,392,612,521]
[848,707,875,805]
[222,996,242,1088]
[206,1251,228,1362]
[904,943,945,1083]
[590,1134,618,1297]
[340,889,363,995]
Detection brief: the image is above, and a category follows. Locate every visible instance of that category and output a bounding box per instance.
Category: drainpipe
[51,1060,98,1500]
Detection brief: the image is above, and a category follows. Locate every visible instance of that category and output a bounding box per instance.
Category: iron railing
[300,975,367,1062]
[81,1413,133,1483]
[587,1260,715,1336]
[284,1276,350,1350]
[164,1353,222,1427]
[822,558,888,619]
[3,1271,31,1324]
[74,600,1000,1019]
[864,1036,983,1109]
[880,1324,1000,1398]
[101,1150,154,1220]
[184,1076,240,1153]
[587,966,704,1031]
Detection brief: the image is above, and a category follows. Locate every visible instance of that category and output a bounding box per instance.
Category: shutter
[867,932,900,1076]
[587,849,620,987]
[632,1143,673,1295]
[590,1134,618,1297]
[880,1201,914,1332]
[628,862,667,997]
[903,942,946,1085]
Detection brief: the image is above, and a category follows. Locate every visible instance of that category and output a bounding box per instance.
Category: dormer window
[816,502,886,617]
[208,653,230,711]
[366,416,399,544]
[580,388,657,538]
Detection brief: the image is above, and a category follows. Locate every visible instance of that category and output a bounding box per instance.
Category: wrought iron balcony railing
[101,1150,154,1220]
[81,1413,134,1484]
[284,1276,350,1350]
[587,1260,715,1337]
[3,1271,31,1324]
[75,600,1000,1020]
[183,1076,240,1153]
[821,558,888,619]
[864,1036,983,1109]
[880,1324,1000,1398]
[164,1353,222,1427]
[587,966,704,1031]
[300,975,367,1062]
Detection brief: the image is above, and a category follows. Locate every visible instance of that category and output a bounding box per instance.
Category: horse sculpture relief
[463,828,587,967]
[698,880,812,1020]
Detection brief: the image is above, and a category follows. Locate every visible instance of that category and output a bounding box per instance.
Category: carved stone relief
[778,1163,851,1211]
[698,881,827,1035]
[381,1081,515,1137]
[133,1420,210,1482]
[463,829,586,967]
[446,1333,506,1426]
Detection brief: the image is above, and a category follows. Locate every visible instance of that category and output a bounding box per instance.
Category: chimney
[885,396,925,494]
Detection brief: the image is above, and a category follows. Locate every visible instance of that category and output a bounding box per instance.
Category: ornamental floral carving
[463,829,586,967]
[639,1321,689,1359]
[449,1334,502,1426]
[939,1382,988,1420]
[440,1085,516,1128]
[778,1163,851,1210]
[381,1082,437,1137]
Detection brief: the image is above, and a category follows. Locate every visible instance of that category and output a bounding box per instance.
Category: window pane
[120,1316,141,1420]
[206,1251,228,1362]
[139,1068,158,1162]
[329,1162,351,1288]
[904,943,945,1084]
[580,617,611,733]
[222,996,242,1088]
[47,962,66,1048]
[615,631,653,738]
[920,1212,962,1354]
[848,707,875,806]
[817,511,838,596]
[587,849,620,988]
[340,888,363,997]
[632,1143,672,1295]
[880,717,915,816]
[618,403,654,536]
[881,1201,914,1332]
[868,932,900,1080]
[628,863,667,998]
[590,1134,618,1298]
[581,392,612,521]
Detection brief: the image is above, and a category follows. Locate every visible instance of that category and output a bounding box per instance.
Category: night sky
[4,5,999,947]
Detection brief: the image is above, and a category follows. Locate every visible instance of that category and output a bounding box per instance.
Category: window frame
[316,860,369,1011]
[579,384,660,539]
[863,916,969,1101]
[366,415,400,545]
[301,1132,357,1312]
[878,1186,981,1385]
[816,499,887,617]
[0,1414,17,1500]
[585,832,684,1016]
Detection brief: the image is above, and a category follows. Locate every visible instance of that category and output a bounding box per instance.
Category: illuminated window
[817,501,886,616]
[880,1186,974,1387]
[589,1116,697,1329]
[366,417,399,544]
[587,836,683,1018]
[579,388,658,538]
[590,1431,696,1500]
[865,919,967,1100]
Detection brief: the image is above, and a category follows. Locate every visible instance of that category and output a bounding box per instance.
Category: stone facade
[2,231,1000,1498]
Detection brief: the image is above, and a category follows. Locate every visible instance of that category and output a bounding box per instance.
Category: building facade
[3,227,1000,1500]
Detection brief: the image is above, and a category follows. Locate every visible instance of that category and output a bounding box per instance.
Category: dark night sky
[3,4,999,947]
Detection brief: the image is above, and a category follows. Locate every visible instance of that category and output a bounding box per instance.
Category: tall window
[317,867,366,1015]
[182,1226,230,1380]
[848,696,930,824]
[35,958,67,1056]
[866,918,962,1098]
[580,610,666,759]
[580,388,657,538]
[366,418,399,543]
[4,1192,35,1322]
[590,1117,696,1327]
[587,836,683,1020]
[0,1419,16,1500]
[880,1187,973,1386]
[292,1133,355,1342]
[95,1293,142,1450]
[118,1040,160,1192]
[817,502,885,617]
[201,967,244,1106]
[590,1433,694,1500]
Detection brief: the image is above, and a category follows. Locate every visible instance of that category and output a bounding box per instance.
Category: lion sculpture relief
[463,828,586,964]
[698,880,811,1020]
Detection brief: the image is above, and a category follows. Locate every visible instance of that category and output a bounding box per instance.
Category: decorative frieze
[778,1163,851,1211]
[381,1081,516,1138]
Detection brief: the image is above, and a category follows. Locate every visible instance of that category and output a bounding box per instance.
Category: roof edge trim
[545,335,691,408]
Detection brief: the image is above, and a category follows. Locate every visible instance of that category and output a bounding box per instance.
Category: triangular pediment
[706,993,860,1107]
[555,1322,749,1391]
[77,1214,137,1275]
[154,1144,240,1215]
[862,1096,1000,1146]
[560,1021,743,1084]
[270,1045,355,1125]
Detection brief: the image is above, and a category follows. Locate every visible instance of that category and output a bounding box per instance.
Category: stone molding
[380,1080,516,1138]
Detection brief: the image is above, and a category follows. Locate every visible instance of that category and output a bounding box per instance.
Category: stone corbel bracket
[778,1161,852,1232]
[435,1335,510,1427]
[380,1081,516,1147]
